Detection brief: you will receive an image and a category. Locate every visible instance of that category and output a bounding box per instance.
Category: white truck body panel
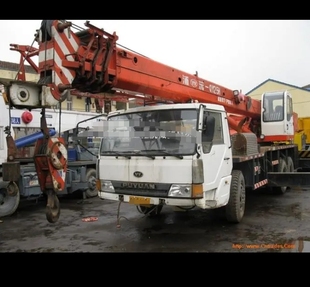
[100,156,192,183]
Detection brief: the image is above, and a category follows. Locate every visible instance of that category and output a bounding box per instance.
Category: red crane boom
[36,20,260,134]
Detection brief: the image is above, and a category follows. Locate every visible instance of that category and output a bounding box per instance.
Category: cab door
[200,109,232,193]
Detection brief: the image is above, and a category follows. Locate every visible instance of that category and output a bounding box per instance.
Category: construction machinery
[2,20,310,224]
[0,38,106,219]
[0,93,106,218]
[294,116,310,171]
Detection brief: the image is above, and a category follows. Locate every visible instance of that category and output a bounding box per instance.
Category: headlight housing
[168,184,192,198]
[100,180,115,192]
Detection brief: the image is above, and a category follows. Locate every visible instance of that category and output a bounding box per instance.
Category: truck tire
[285,156,294,192]
[85,168,98,198]
[225,170,245,223]
[273,158,288,195]
[286,156,294,172]
[0,182,20,218]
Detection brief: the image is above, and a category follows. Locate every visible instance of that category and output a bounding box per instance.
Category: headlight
[168,184,191,198]
[99,180,115,192]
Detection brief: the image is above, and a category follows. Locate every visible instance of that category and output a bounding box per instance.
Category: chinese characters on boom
[182,75,233,105]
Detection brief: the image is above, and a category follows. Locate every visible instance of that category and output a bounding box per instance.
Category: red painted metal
[10,44,39,81]
[33,137,67,192]
[21,111,33,124]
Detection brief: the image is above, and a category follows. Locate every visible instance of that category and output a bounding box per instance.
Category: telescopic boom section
[38,20,261,119]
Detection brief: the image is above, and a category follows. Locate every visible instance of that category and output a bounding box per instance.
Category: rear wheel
[225,170,246,223]
[286,156,294,192]
[286,156,294,172]
[273,158,288,194]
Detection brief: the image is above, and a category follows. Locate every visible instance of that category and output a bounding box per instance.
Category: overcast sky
[1,20,309,94]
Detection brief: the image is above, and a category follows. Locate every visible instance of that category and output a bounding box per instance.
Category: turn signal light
[96,179,101,191]
[192,184,203,198]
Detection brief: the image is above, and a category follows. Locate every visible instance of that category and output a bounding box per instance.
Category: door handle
[224,157,230,160]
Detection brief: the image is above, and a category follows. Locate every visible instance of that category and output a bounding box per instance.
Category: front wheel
[273,158,288,194]
[225,170,246,223]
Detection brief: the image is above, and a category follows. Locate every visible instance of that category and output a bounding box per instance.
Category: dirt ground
[1,188,310,252]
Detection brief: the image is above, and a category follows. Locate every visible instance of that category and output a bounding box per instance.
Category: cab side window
[202,111,223,153]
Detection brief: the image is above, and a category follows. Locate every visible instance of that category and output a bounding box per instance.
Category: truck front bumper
[98,191,204,207]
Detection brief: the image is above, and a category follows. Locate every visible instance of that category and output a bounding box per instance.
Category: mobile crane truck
[2,20,310,224]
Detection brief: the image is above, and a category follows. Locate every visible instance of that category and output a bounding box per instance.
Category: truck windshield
[100,109,198,156]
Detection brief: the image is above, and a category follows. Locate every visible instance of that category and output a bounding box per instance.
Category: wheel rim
[88,175,96,190]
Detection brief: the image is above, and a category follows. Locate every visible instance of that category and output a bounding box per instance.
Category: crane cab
[260,90,294,143]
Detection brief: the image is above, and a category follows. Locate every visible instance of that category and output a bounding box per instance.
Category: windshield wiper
[100,151,132,159]
[132,150,155,159]
[101,150,155,159]
[101,150,183,160]
[140,149,183,159]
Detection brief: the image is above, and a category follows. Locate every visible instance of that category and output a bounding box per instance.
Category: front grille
[111,181,171,197]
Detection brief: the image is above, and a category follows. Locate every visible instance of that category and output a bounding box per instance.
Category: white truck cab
[97,103,234,218]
